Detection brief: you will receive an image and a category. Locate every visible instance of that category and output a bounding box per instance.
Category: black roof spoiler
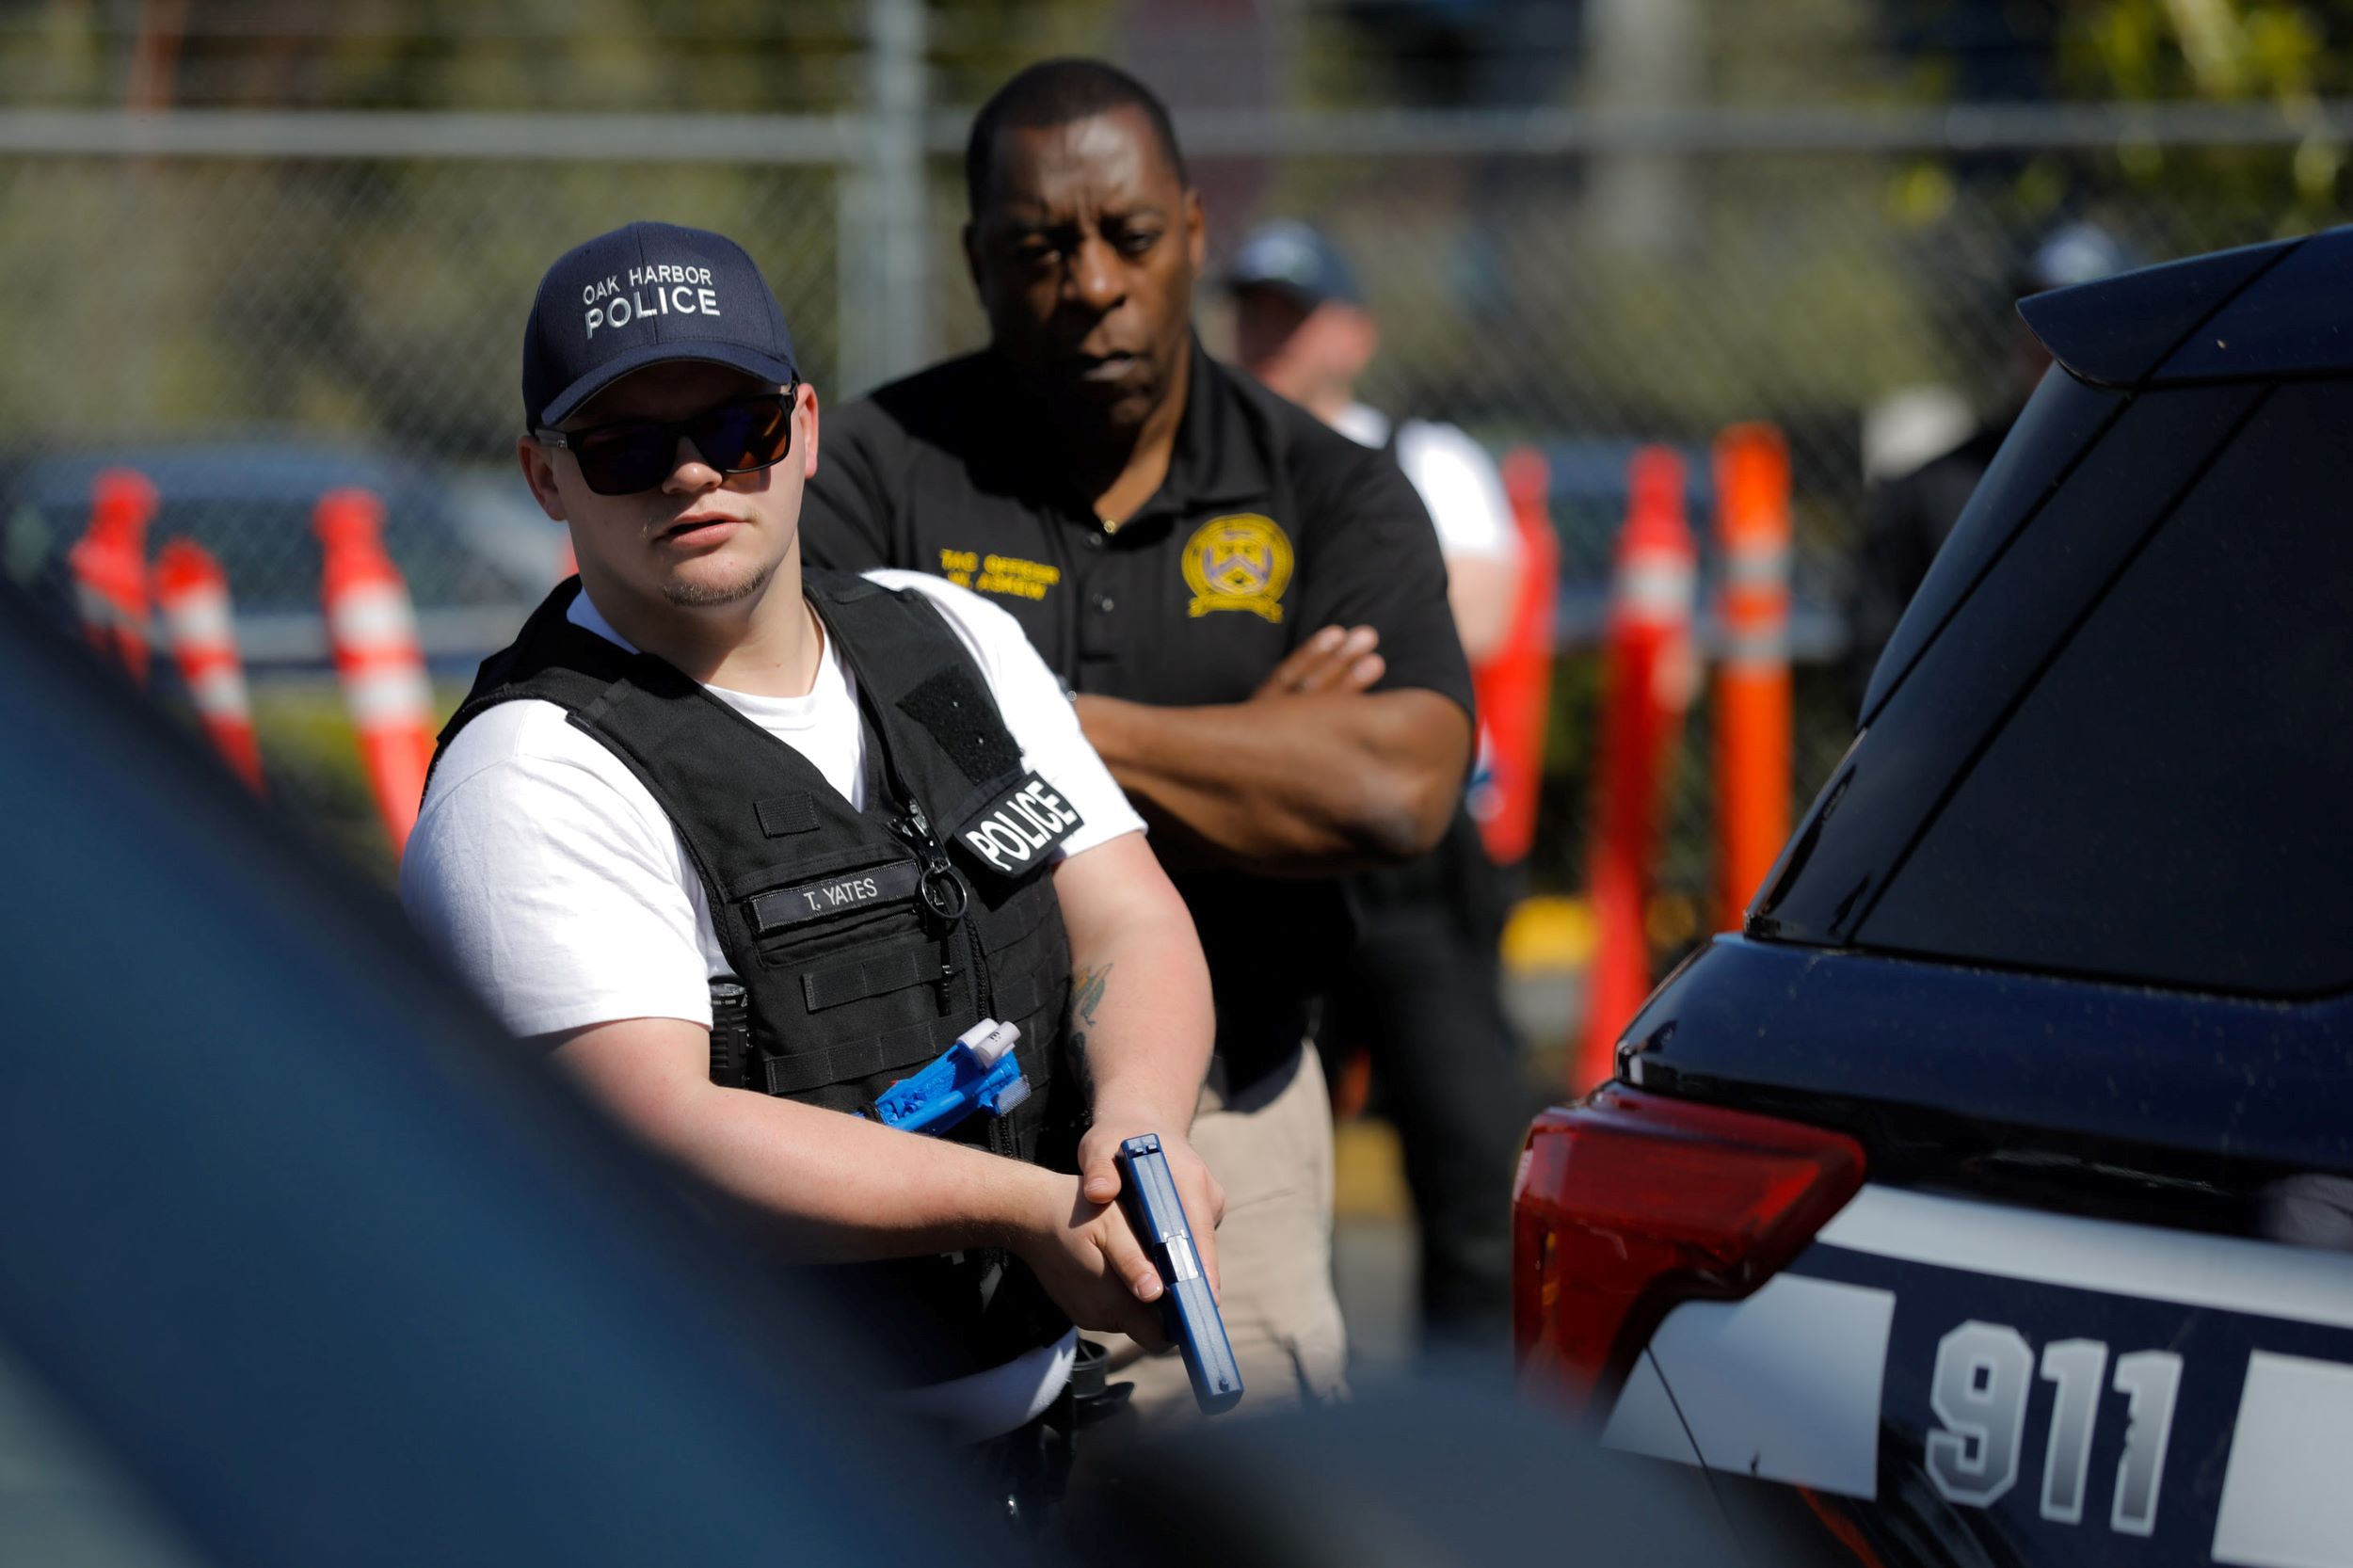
[2016,229,2353,389]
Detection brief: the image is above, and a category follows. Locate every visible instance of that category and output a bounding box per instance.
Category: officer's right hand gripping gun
[866,1018,1030,1137]
[1115,1133,1244,1416]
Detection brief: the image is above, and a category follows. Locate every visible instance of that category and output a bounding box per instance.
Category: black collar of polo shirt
[1112,335,1272,534]
[984,335,1270,536]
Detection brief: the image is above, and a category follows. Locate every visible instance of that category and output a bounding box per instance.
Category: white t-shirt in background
[1331,401,1520,568]
[402,569,1143,1041]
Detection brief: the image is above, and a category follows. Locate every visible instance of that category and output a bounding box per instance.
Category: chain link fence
[0,109,2322,895]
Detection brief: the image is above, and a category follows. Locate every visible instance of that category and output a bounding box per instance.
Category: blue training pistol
[1116,1133,1244,1416]
[866,1018,1030,1137]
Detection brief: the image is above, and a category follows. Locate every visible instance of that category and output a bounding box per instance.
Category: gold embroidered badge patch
[1181,514,1293,623]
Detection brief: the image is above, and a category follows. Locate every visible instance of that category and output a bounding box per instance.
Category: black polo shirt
[804,336,1474,1090]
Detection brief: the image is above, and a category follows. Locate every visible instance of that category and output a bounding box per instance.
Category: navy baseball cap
[521,221,800,429]
[1222,219,1361,308]
[2020,219,2134,295]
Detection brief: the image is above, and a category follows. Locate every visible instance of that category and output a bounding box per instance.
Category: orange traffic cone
[1712,424,1793,931]
[153,538,265,792]
[1578,446,1697,1093]
[68,469,158,682]
[315,488,435,857]
[1470,447,1563,869]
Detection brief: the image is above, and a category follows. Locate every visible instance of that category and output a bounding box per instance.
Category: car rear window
[1858,376,2353,996]
[1861,369,2124,724]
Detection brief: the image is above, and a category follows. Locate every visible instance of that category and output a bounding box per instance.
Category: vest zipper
[960,921,996,1026]
[963,918,1010,1160]
[889,798,990,1016]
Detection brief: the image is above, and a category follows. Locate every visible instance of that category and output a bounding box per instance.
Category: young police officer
[401,222,1220,1464]
[804,62,1476,1412]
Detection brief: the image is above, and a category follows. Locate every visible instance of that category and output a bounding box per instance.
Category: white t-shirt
[401,568,1135,1442]
[1332,401,1521,568]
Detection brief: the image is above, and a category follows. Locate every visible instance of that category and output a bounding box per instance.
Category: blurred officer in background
[401,221,1219,1508]
[804,58,1477,1415]
[1843,219,2131,707]
[1225,219,1526,1356]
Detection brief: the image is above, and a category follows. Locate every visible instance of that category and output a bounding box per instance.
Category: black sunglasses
[536,386,798,496]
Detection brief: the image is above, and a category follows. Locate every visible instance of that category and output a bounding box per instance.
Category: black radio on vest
[433,570,1088,1380]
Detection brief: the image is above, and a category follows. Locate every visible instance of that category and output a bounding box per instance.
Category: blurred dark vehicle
[1515,231,2353,1566]
[1,442,559,664]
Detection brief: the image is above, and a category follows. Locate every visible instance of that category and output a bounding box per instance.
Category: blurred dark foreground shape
[1064,1375,1747,1568]
[0,567,995,1568]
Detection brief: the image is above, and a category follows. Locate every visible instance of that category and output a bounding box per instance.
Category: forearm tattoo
[1067,963,1112,1082]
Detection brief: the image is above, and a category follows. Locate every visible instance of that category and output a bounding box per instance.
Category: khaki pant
[1096,1041,1350,1419]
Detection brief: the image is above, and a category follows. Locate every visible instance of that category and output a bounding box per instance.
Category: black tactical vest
[435,571,1085,1380]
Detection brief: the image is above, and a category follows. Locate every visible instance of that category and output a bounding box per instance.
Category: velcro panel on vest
[989,974,1045,1026]
[763,1017,945,1096]
[897,666,1021,783]
[755,793,819,837]
[803,944,951,1012]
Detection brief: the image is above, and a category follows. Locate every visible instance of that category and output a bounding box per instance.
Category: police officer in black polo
[805,58,1476,1413]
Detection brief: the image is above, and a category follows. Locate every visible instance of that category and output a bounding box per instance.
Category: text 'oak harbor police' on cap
[521,220,800,430]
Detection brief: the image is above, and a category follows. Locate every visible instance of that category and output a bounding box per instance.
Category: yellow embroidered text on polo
[1182,514,1293,623]
[937,548,1060,601]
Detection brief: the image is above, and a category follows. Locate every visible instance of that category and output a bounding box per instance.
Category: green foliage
[2057,0,2351,226]
[0,0,1113,114]
[2065,0,2329,102]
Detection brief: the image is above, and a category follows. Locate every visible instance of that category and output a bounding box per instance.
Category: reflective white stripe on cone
[153,537,265,792]
[315,487,434,856]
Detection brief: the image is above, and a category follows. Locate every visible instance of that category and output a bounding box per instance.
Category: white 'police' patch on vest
[954,773,1084,879]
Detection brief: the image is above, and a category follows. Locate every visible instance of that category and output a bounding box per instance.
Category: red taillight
[1511,1084,1865,1415]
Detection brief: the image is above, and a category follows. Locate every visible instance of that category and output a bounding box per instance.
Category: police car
[1514,229,2353,1566]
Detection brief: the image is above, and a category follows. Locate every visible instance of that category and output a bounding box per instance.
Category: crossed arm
[1075,625,1475,872]
[546,828,1218,1348]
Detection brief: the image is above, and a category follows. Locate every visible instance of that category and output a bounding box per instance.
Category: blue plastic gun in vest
[867,1018,1030,1136]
